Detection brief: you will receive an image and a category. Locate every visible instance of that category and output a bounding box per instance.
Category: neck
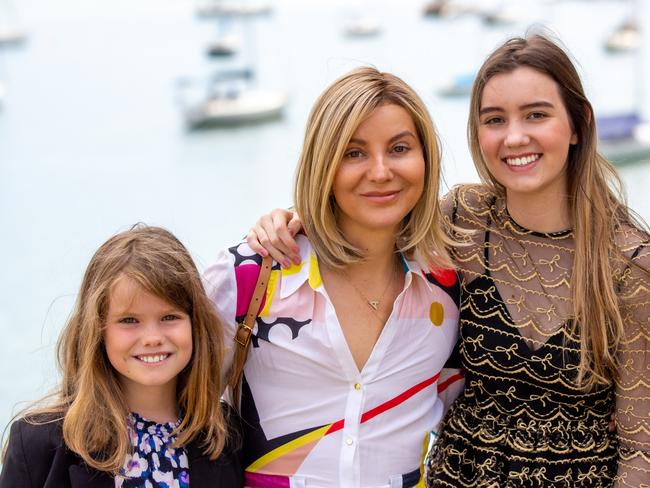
[122,381,179,424]
[340,223,399,273]
[506,191,571,233]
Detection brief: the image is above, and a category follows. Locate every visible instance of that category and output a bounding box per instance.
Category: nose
[504,124,530,148]
[141,321,164,347]
[367,153,392,181]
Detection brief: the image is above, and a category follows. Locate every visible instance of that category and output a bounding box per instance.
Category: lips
[360,190,401,202]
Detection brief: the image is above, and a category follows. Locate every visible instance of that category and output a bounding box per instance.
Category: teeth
[137,354,169,363]
[505,154,540,166]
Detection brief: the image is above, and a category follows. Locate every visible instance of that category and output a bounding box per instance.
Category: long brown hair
[8,225,227,473]
[468,34,648,388]
[294,66,455,271]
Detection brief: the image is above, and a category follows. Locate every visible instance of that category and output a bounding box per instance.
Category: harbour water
[1,0,649,429]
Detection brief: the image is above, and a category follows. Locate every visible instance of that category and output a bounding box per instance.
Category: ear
[570,131,578,145]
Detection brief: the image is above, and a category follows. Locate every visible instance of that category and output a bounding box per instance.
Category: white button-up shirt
[203,236,461,488]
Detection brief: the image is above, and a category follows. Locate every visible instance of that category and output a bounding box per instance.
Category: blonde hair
[468,34,647,388]
[294,66,454,270]
[9,225,228,473]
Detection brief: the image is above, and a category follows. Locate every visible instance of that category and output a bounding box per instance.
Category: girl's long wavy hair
[468,34,647,388]
[8,225,227,473]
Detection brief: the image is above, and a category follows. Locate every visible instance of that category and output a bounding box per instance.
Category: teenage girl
[246,35,650,486]
[1,226,243,487]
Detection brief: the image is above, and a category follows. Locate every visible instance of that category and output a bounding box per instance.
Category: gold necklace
[339,259,399,312]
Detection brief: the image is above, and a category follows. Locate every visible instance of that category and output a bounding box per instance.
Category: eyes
[481,111,549,126]
[344,143,411,160]
[117,314,184,325]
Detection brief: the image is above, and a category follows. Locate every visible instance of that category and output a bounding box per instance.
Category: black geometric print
[251,317,312,348]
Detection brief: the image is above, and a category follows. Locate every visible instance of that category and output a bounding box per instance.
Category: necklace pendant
[368,300,379,310]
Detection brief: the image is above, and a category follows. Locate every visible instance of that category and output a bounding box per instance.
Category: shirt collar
[400,253,435,292]
[279,235,323,299]
[279,236,434,299]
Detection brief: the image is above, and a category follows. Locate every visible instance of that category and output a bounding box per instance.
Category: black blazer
[0,410,244,488]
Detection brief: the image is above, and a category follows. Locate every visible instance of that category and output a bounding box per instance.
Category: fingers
[248,226,291,266]
[271,211,301,265]
[288,212,303,239]
[246,209,299,268]
[245,227,268,257]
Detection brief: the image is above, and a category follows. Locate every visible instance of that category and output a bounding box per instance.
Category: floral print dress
[116,413,190,488]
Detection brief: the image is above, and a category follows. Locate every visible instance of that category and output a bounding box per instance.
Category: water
[1,0,649,429]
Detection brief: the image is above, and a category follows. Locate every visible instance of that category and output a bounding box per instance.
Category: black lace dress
[426,185,650,488]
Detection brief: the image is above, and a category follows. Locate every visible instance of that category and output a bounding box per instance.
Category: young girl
[202,67,462,487]
[246,35,650,486]
[1,226,243,487]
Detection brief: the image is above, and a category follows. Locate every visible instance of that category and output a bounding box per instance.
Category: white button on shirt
[203,236,461,488]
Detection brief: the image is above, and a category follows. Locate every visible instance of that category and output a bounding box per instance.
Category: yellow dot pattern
[429,302,444,326]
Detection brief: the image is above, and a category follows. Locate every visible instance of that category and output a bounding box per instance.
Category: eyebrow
[479,101,555,116]
[348,130,417,146]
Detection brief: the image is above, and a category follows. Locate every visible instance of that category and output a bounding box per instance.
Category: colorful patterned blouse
[203,236,462,488]
[116,413,189,488]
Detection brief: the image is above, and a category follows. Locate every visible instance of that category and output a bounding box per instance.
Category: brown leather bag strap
[228,255,272,406]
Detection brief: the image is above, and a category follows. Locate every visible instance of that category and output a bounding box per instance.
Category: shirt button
[346,437,354,446]
[354,383,361,390]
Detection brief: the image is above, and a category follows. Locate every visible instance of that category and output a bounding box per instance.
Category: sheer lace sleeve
[614,229,650,487]
[441,184,495,284]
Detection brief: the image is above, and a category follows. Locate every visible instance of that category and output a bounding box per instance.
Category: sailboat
[206,34,240,57]
[0,0,26,47]
[344,16,381,37]
[597,0,650,164]
[604,19,639,53]
[184,68,286,128]
[196,0,272,18]
[422,0,475,18]
[182,2,287,128]
[597,113,650,164]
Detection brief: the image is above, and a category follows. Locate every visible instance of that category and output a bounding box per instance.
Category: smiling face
[104,275,193,405]
[477,67,577,202]
[332,103,425,238]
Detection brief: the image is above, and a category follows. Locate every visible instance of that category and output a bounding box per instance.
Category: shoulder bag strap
[227,255,272,407]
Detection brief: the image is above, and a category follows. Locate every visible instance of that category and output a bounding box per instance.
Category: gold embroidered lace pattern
[426,185,650,488]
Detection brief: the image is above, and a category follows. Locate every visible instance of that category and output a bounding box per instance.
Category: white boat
[598,113,650,164]
[183,68,287,128]
[604,20,639,52]
[186,89,286,128]
[344,17,381,37]
[206,35,240,57]
[479,8,520,25]
[196,1,272,18]
[422,0,476,18]
[597,1,650,164]
[0,26,26,47]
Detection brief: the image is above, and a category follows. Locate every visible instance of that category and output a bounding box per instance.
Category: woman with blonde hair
[203,67,462,487]
[247,35,650,486]
[1,226,243,487]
